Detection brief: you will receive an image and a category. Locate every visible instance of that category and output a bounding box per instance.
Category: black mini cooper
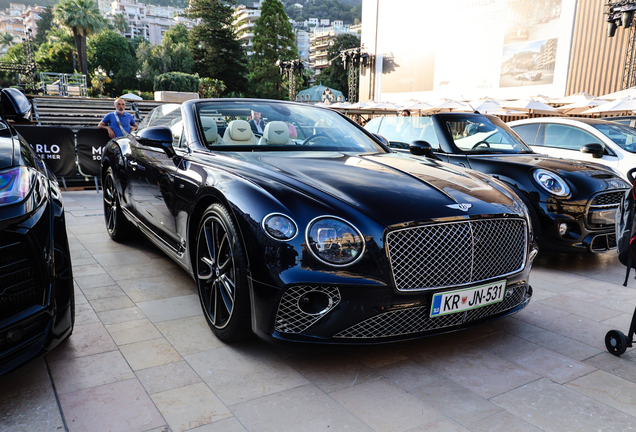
[365,112,630,253]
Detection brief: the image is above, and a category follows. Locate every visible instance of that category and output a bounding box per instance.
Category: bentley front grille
[387,218,527,291]
[0,238,46,320]
[275,286,341,334]
[334,284,528,339]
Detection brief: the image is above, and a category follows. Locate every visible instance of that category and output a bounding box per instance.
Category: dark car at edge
[0,88,74,376]
[101,99,538,344]
[365,112,630,253]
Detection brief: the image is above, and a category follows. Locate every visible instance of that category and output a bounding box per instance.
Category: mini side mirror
[410,140,437,159]
[580,142,604,159]
[372,133,390,146]
[137,126,175,157]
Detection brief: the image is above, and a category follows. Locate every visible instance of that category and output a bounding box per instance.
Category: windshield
[593,123,636,153]
[195,101,385,153]
[444,115,532,154]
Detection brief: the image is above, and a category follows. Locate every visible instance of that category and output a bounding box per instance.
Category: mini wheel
[605,330,628,356]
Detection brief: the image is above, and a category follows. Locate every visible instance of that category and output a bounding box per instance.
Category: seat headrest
[200,117,218,142]
[227,120,253,142]
[262,121,289,145]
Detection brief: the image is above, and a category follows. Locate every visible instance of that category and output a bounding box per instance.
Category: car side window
[544,124,599,150]
[511,124,540,145]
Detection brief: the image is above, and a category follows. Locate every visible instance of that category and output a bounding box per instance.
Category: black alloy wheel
[103,167,132,241]
[196,203,251,342]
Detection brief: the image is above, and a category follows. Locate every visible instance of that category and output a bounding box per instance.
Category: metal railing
[38,73,88,97]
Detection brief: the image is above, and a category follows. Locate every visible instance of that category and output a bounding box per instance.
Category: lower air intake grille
[387,218,527,291]
[0,237,46,320]
[275,286,341,334]
[334,284,528,339]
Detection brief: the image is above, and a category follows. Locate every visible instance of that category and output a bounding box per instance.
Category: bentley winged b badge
[446,203,472,212]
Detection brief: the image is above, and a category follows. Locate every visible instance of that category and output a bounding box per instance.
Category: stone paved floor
[3,190,636,431]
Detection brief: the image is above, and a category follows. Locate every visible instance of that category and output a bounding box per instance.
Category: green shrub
[153,72,200,93]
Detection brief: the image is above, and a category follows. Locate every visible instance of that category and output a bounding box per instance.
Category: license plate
[430,280,507,317]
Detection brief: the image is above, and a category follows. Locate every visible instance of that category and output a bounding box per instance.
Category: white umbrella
[555,98,609,115]
[120,93,143,100]
[348,101,375,109]
[314,102,329,107]
[456,99,502,113]
[480,108,528,117]
[328,102,352,108]
[500,98,558,115]
[528,94,556,104]
[401,102,431,110]
[580,96,636,115]
[599,86,636,100]
[420,99,468,113]
[365,101,402,110]
[553,91,596,105]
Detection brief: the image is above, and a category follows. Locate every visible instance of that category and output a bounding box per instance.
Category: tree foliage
[185,0,248,96]
[163,24,189,46]
[54,0,105,78]
[137,35,194,92]
[250,0,297,99]
[34,27,76,73]
[317,33,359,96]
[0,32,14,51]
[33,7,55,46]
[87,29,137,95]
[154,71,199,92]
[282,0,361,24]
[199,77,226,98]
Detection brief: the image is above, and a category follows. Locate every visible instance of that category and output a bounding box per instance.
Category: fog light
[298,291,333,315]
[558,223,567,236]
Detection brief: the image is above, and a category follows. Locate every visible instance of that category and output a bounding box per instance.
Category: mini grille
[387,219,526,291]
[334,285,528,338]
[0,238,45,320]
[591,192,624,207]
[275,286,341,334]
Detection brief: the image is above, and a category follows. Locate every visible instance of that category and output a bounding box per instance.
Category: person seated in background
[248,110,266,134]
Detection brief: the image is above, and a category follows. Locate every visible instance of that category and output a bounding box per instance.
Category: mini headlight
[0,166,34,207]
[533,169,570,197]
[306,216,365,266]
[263,213,298,241]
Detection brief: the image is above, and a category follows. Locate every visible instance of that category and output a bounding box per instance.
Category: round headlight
[262,213,298,241]
[533,169,570,197]
[306,216,365,266]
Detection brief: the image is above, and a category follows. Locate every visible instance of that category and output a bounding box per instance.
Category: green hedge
[153,72,200,93]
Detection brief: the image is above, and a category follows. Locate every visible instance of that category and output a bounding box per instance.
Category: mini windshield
[195,101,385,153]
[593,123,636,153]
[444,115,532,154]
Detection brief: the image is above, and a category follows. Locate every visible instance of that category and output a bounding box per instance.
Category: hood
[250,151,525,226]
[467,153,630,196]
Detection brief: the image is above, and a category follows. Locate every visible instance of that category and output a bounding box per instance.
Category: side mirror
[580,142,604,159]
[0,88,31,122]
[372,133,390,146]
[137,126,175,158]
[410,140,438,159]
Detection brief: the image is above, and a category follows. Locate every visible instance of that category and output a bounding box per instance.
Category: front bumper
[249,272,532,344]
[534,190,625,253]
[0,199,74,377]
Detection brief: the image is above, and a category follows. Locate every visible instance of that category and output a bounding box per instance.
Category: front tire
[103,167,133,241]
[195,203,252,342]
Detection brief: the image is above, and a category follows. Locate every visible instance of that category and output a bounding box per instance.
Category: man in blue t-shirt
[98,98,138,138]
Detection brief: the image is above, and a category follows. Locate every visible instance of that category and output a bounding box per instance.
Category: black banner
[14,125,77,177]
[76,128,110,177]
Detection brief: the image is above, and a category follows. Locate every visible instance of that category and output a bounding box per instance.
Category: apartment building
[108,0,194,45]
[232,4,261,56]
[309,23,361,74]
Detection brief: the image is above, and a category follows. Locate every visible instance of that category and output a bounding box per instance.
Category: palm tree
[0,32,14,52]
[113,13,129,34]
[54,0,104,78]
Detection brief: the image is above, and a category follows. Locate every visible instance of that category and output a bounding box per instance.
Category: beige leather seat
[259,121,290,145]
[200,116,224,147]
[222,120,258,145]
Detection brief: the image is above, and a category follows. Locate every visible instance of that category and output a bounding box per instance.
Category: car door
[130,105,185,254]
[520,123,619,170]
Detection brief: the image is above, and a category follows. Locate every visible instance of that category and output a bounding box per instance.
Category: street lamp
[94,66,106,97]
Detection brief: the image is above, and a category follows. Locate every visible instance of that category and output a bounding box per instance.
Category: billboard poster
[360,0,576,101]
